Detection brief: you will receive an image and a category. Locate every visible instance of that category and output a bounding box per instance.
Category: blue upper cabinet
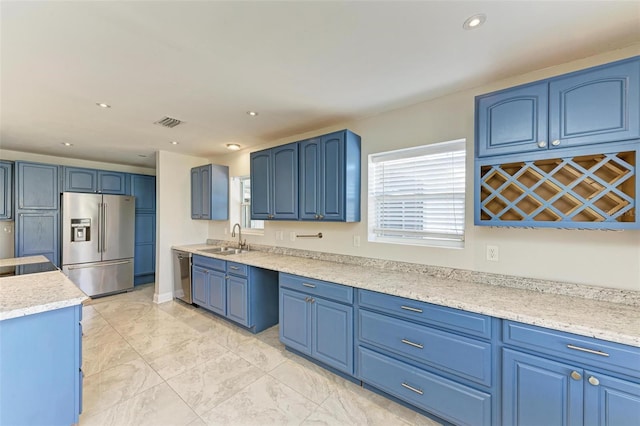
[476,82,548,157]
[250,143,298,220]
[476,56,639,158]
[130,174,156,212]
[549,59,640,150]
[300,130,361,222]
[191,164,229,220]
[16,162,59,210]
[64,167,127,194]
[0,161,13,220]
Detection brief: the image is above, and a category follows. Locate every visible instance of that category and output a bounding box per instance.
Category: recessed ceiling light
[226,143,241,151]
[463,14,486,30]
[61,142,73,147]
[96,102,111,108]
[170,141,179,145]
[246,111,258,117]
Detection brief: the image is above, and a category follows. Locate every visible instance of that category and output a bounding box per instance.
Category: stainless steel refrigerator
[61,192,135,297]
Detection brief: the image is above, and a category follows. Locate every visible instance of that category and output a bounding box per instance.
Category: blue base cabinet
[279,273,354,375]
[191,255,278,333]
[130,174,156,285]
[0,305,82,426]
[0,160,13,220]
[502,320,640,426]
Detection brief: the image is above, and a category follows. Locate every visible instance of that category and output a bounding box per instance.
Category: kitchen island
[0,255,88,426]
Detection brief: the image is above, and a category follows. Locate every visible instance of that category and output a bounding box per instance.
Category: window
[368,139,466,248]
[231,176,264,232]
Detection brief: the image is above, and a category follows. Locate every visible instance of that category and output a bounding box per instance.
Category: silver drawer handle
[302,283,316,288]
[401,339,424,349]
[567,344,609,357]
[400,305,423,313]
[401,382,424,395]
[230,266,240,270]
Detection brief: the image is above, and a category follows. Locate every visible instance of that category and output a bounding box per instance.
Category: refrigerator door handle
[97,203,102,253]
[66,259,132,270]
[102,203,108,253]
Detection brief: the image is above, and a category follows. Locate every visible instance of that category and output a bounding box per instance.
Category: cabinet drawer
[192,254,225,271]
[280,273,353,304]
[503,321,640,378]
[226,261,248,277]
[357,289,492,339]
[358,310,492,386]
[358,346,491,426]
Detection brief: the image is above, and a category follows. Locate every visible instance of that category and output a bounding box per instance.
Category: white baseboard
[153,291,173,304]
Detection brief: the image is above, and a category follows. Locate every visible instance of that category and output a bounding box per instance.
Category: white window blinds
[368,139,466,248]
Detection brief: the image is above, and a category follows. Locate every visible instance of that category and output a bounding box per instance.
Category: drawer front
[192,254,225,271]
[280,273,353,304]
[358,346,492,426]
[358,309,492,386]
[503,321,640,377]
[226,261,248,277]
[358,289,492,339]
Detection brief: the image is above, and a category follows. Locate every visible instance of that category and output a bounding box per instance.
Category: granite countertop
[0,257,88,321]
[174,243,640,347]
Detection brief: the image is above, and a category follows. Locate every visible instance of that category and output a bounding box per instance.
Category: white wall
[154,150,210,302]
[208,45,640,291]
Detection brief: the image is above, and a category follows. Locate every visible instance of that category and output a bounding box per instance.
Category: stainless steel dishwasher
[172,250,192,304]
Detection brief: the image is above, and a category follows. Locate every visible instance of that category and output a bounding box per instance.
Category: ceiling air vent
[154,116,183,128]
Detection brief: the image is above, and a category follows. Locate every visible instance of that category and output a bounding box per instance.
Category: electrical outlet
[290,232,296,241]
[353,235,360,247]
[486,245,499,262]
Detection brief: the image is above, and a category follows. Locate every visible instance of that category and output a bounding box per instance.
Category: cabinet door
[250,150,272,219]
[476,82,549,157]
[200,165,211,219]
[130,175,156,212]
[0,161,12,220]
[191,167,202,219]
[16,211,59,266]
[98,171,127,194]
[64,167,97,193]
[311,297,353,374]
[503,348,583,426]
[279,288,311,355]
[550,59,640,150]
[134,244,155,277]
[208,270,226,316]
[192,266,208,307]
[134,214,155,276]
[320,132,345,221]
[227,275,249,327]
[17,162,59,210]
[272,143,298,219]
[299,138,321,220]
[584,370,640,426]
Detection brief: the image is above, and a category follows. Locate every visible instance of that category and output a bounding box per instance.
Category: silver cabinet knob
[538,141,547,148]
[570,371,582,381]
[551,140,561,146]
[588,376,600,386]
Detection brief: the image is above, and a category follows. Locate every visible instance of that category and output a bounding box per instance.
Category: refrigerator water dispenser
[70,218,91,242]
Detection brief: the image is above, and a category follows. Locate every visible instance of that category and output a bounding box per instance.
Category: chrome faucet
[231,223,247,250]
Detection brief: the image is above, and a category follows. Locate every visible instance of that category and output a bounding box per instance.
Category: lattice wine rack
[479,151,637,227]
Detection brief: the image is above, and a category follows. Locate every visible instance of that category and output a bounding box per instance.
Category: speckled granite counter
[0,256,88,321]
[174,243,640,347]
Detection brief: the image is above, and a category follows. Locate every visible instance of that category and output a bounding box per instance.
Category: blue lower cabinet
[279,277,354,375]
[359,346,492,426]
[584,370,640,426]
[191,255,278,333]
[16,211,59,266]
[0,305,82,425]
[503,348,583,426]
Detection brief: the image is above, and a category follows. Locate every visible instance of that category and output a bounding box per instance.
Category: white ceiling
[1,1,639,168]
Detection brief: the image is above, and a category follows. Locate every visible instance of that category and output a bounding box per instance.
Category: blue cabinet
[191,164,229,220]
[250,143,298,220]
[191,255,278,333]
[502,320,640,426]
[279,273,354,374]
[476,57,639,158]
[130,174,156,285]
[0,161,13,220]
[0,304,82,425]
[64,167,127,194]
[299,130,361,222]
[15,162,60,266]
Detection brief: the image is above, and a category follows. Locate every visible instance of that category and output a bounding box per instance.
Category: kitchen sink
[199,247,248,256]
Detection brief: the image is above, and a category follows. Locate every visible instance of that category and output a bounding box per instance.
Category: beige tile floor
[79,284,440,426]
